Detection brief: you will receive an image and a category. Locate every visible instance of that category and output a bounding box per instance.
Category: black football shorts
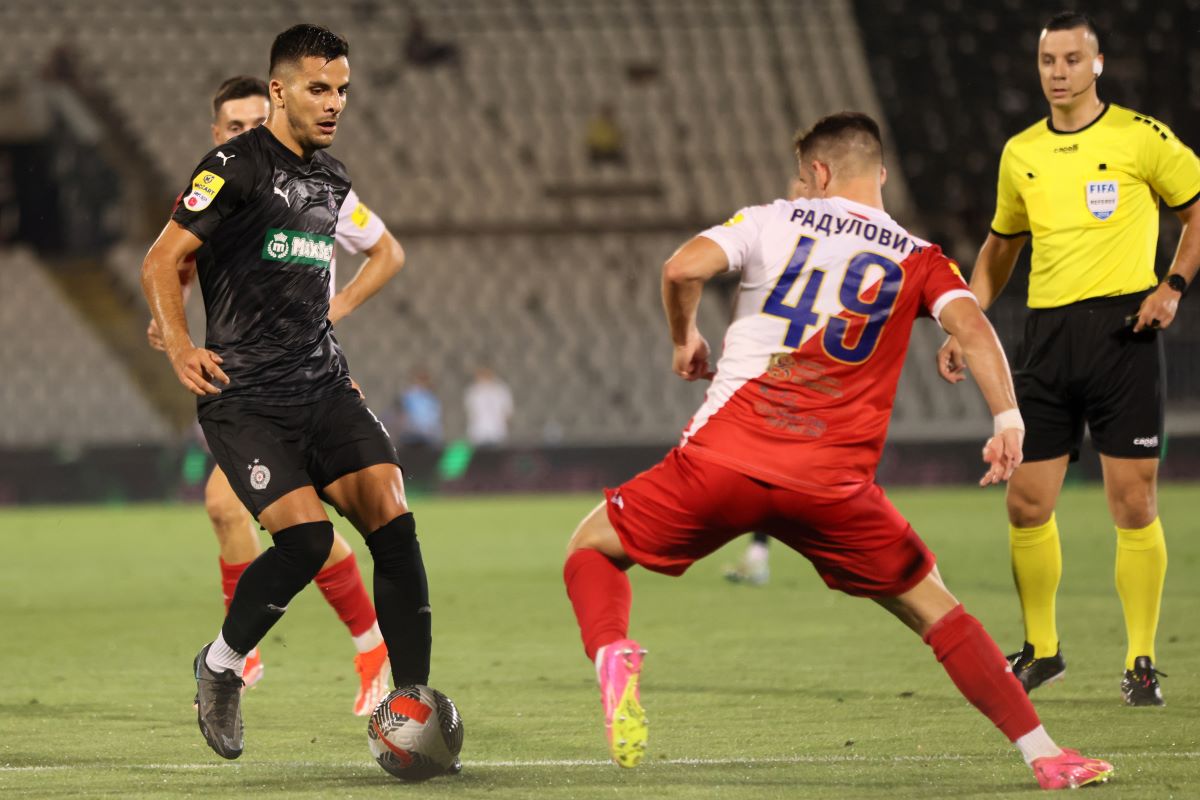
[1013,290,1164,463]
[198,386,401,518]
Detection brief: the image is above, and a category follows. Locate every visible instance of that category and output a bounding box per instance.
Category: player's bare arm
[938,296,1024,486]
[1133,200,1200,332]
[662,236,726,380]
[142,221,229,396]
[937,232,1028,383]
[147,261,197,351]
[328,230,405,325]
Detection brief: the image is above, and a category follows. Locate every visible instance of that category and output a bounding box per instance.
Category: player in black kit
[142,25,433,762]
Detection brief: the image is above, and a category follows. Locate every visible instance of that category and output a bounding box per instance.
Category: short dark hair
[794,111,883,169]
[211,75,268,118]
[269,24,349,76]
[1043,11,1101,50]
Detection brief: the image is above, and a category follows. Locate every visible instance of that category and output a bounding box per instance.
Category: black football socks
[220,520,335,654]
[365,513,432,686]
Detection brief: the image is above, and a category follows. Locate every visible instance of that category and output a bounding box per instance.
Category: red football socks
[219,558,251,613]
[314,553,377,638]
[923,604,1041,742]
[564,548,632,661]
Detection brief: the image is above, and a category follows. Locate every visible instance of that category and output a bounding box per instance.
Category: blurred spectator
[405,14,460,69]
[465,366,513,446]
[586,104,626,167]
[395,369,443,447]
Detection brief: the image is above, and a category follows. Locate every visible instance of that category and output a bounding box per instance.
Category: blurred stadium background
[1,0,1198,504]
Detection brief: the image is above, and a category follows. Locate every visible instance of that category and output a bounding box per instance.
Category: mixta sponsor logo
[261,228,335,267]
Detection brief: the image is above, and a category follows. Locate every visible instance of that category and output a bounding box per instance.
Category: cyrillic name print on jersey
[688,196,974,498]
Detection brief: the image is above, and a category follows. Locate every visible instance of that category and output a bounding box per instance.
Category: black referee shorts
[1013,291,1164,463]
[198,387,402,518]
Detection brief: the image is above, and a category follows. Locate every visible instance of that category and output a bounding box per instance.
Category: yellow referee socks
[1009,516,1062,658]
[1115,517,1167,670]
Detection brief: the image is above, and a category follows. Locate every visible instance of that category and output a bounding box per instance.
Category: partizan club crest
[248,459,271,490]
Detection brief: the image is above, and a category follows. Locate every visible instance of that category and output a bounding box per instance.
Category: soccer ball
[367,685,464,781]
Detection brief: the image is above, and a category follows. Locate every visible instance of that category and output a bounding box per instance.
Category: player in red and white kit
[562,113,1112,790]
[147,76,405,715]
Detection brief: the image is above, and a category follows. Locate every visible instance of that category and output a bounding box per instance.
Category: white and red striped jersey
[685,195,974,498]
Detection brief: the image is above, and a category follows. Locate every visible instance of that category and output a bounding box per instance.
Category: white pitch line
[2,751,1198,774]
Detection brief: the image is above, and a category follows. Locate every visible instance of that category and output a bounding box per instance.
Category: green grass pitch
[2,484,1198,799]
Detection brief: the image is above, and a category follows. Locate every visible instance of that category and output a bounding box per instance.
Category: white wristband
[993,408,1025,435]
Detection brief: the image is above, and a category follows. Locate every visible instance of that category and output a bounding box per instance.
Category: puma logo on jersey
[273,186,291,207]
[215,150,235,165]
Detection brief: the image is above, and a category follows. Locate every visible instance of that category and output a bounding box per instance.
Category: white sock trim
[352,621,384,653]
[205,632,246,677]
[1015,725,1061,765]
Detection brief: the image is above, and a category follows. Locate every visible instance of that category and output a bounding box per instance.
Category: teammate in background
[937,12,1200,705]
[723,531,770,585]
[563,113,1112,790]
[147,75,403,717]
[143,25,436,761]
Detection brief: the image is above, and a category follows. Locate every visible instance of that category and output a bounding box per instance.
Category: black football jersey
[172,125,352,406]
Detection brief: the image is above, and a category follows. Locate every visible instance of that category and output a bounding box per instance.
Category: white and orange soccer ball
[367,685,464,781]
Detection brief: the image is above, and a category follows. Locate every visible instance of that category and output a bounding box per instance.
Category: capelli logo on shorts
[1133,436,1159,448]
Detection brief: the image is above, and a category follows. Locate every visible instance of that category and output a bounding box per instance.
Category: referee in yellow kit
[938,11,1200,706]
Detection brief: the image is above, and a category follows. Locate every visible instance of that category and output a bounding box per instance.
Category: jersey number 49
[763,235,902,364]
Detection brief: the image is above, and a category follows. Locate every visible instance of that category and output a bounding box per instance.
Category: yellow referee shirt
[990,103,1200,308]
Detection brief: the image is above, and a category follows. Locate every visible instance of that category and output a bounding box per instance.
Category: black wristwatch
[1164,273,1188,297]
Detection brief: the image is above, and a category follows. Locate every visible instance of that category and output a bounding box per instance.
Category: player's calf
[365,513,432,686]
[220,520,334,652]
[920,605,1114,789]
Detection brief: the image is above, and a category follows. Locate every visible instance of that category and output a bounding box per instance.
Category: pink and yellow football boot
[596,639,648,768]
[1032,748,1113,790]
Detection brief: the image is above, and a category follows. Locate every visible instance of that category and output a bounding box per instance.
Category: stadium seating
[3,0,938,447]
[0,0,915,228]
[3,0,1194,449]
[0,247,171,447]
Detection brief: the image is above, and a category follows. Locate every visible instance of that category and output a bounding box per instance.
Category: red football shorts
[604,447,935,597]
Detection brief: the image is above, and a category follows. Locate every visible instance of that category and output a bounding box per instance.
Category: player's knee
[567,505,609,553]
[1109,485,1157,529]
[566,504,632,568]
[274,520,335,578]
[1006,492,1053,528]
[205,487,250,538]
[342,468,409,532]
